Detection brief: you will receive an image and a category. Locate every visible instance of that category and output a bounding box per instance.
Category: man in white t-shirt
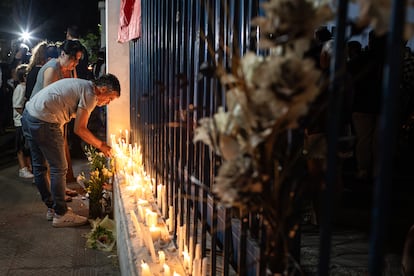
[22,74,120,227]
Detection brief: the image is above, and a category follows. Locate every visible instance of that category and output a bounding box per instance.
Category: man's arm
[74,107,112,157]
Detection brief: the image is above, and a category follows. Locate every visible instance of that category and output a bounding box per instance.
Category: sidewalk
[0,157,120,276]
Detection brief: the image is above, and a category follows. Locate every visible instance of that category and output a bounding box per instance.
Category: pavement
[0,128,120,276]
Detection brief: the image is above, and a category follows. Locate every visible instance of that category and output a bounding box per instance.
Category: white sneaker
[46,208,54,221]
[19,167,34,178]
[52,209,88,228]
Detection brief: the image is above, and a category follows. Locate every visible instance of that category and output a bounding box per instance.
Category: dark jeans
[21,110,68,215]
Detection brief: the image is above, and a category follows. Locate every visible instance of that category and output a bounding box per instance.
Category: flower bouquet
[85,215,116,252]
[78,145,114,219]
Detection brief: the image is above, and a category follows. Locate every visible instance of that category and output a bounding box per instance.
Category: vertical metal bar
[178,0,185,241]
[223,207,231,276]
[318,0,348,274]
[369,1,406,274]
[173,0,180,241]
[184,0,192,250]
[211,199,218,276]
[154,0,160,188]
[222,2,234,274]
[200,0,210,261]
[192,0,201,262]
[238,215,248,276]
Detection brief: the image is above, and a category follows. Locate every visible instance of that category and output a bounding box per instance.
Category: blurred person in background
[12,64,33,178]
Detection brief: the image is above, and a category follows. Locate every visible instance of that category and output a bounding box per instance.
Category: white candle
[163,264,171,276]
[144,227,158,262]
[195,243,201,260]
[168,207,174,231]
[162,185,167,217]
[130,210,143,246]
[149,225,161,241]
[158,250,166,266]
[141,262,151,276]
[189,236,194,262]
[146,210,158,227]
[165,218,171,232]
[183,250,190,271]
[192,258,201,276]
[157,184,163,210]
[178,226,184,257]
[201,257,208,276]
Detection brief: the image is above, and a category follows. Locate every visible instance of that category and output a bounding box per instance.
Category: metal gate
[128,0,407,274]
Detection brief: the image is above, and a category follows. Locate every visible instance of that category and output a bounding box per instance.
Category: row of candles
[111,131,210,276]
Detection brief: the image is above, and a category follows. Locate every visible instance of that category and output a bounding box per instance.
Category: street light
[20,31,32,43]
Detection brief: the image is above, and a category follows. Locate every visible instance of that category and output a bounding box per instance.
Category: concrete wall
[105,0,130,143]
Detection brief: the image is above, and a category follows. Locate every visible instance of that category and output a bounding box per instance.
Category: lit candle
[141,261,151,276]
[146,210,158,227]
[163,264,171,276]
[158,250,166,266]
[183,250,190,271]
[149,225,161,241]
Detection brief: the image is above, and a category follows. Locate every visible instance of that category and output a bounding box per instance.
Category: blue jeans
[21,110,68,215]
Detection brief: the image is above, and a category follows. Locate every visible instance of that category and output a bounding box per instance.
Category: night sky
[0,0,101,44]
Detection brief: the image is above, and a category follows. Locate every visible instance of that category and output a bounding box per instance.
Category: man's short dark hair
[95,73,121,96]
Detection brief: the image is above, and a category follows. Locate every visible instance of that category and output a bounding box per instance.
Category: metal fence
[128,0,407,274]
[130,1,264,275]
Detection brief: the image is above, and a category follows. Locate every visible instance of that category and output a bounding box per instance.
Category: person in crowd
[30,39,83,199]
[21,74,120,227]
[31,40,82,98]
[303,39,354,224]
[346,40,362,62]
[304,25,333,70]
[88,49,107,142]
[66,25,91,80]
[9,43,31,70]
[25,41,59,100]
[349,31,386,181]
[93,49,106,79]
[12,64,34,178]
[66,25,93,160]
[0,63,14,135]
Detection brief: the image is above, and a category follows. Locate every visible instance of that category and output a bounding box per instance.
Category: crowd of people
[301,26,414,225]
[1,25,118,228]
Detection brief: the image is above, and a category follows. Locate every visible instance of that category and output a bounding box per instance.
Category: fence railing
[128,0,406,274]
[130,1,264,275]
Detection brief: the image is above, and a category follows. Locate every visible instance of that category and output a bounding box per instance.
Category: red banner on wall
[118,0,141,43]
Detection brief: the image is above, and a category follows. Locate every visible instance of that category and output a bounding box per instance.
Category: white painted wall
[105,0,130,144]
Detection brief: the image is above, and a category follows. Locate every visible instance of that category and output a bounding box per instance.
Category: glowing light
[20,31,32,43]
